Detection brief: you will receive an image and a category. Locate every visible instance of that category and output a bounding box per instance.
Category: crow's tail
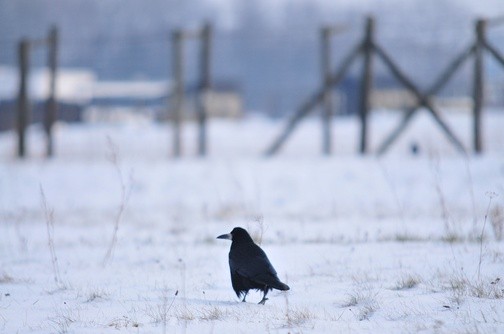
[271,281,290,291]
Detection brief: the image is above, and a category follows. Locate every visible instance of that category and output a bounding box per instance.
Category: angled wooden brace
[373,44,467,154]
[377,44,475,154]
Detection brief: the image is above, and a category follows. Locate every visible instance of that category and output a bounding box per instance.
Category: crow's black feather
[217,227,289,304]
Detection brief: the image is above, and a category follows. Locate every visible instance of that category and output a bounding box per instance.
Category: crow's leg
[258,287,269,305]
[241,291,248,302]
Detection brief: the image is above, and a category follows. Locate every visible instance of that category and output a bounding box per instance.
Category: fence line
[10,16,504,158]
[266,16,504,156]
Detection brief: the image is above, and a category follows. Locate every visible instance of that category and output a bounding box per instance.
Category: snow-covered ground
[1,111,504,333]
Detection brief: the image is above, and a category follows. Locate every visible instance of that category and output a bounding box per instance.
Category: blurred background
[1,0,504,126]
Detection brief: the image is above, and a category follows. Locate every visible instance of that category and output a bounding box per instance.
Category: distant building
[371,89,417,110]
[432,96,473,112]
[84,80,169,122]
[371,88,473,112]
[164,81,243,121]
[0,67,93,131]
[202,83,243,119]
[0,66,244,129]
[91,80,169,107]
[88,80,243,122]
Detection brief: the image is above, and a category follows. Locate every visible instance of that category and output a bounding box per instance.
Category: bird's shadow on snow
[182,297,240,306]
[183,297,273,307]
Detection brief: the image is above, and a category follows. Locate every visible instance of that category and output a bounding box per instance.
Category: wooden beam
[45,26,58,157]
[17,39,30,158]
[429,44,476,96]
[359,16,374,154]
[484,40,504,68]
[171,30,184,158]
[321,26,333,155]
[473,19,486,153]
[264,42,361,156]
[374,43,466,153]
[264,91,325,156]
[197,23,212,157]
[320,22,350,155]
[373,44,422,97]
[328,42,362,88]
[377,108,417,155]
[377,44,475,154]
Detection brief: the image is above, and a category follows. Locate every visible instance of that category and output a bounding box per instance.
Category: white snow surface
[1,112,504,333]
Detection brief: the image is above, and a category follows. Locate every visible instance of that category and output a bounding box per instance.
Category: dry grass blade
[103,136,133,266]
[40,185,63,287]
[478,193,497,280]
[490,205,504,241]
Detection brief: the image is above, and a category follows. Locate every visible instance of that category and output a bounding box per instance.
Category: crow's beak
[217,233,232,240]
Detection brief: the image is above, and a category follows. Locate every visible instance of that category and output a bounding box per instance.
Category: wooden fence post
[473,19,486,153]
[45,26,58,157]
[321,27,333,155]
[374,43,466,153]
[172,30,184,158]
[17,39,30,158]
[264,42,361,156]
[198,23,212,157]
[376,44,475,155]
[359,17,374,154]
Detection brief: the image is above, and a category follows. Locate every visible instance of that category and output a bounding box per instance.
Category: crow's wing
[230,269,248,298]
[229,242,279,286]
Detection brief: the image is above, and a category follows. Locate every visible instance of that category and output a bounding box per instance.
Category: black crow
[217,227,290,305]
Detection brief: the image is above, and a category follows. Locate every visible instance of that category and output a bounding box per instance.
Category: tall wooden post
[321,27,333,155]
[17,39,30,158]
[198,23,212,157]
[473,19,486,153]
[359,17,374,154]
[172,30,184,158]
[45,26,58,157]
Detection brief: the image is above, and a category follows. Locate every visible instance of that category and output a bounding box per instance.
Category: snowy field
[1,111,504,333]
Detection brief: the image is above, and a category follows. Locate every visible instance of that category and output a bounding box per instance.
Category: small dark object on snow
[410,142,420,155]
[217,227,290,305]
